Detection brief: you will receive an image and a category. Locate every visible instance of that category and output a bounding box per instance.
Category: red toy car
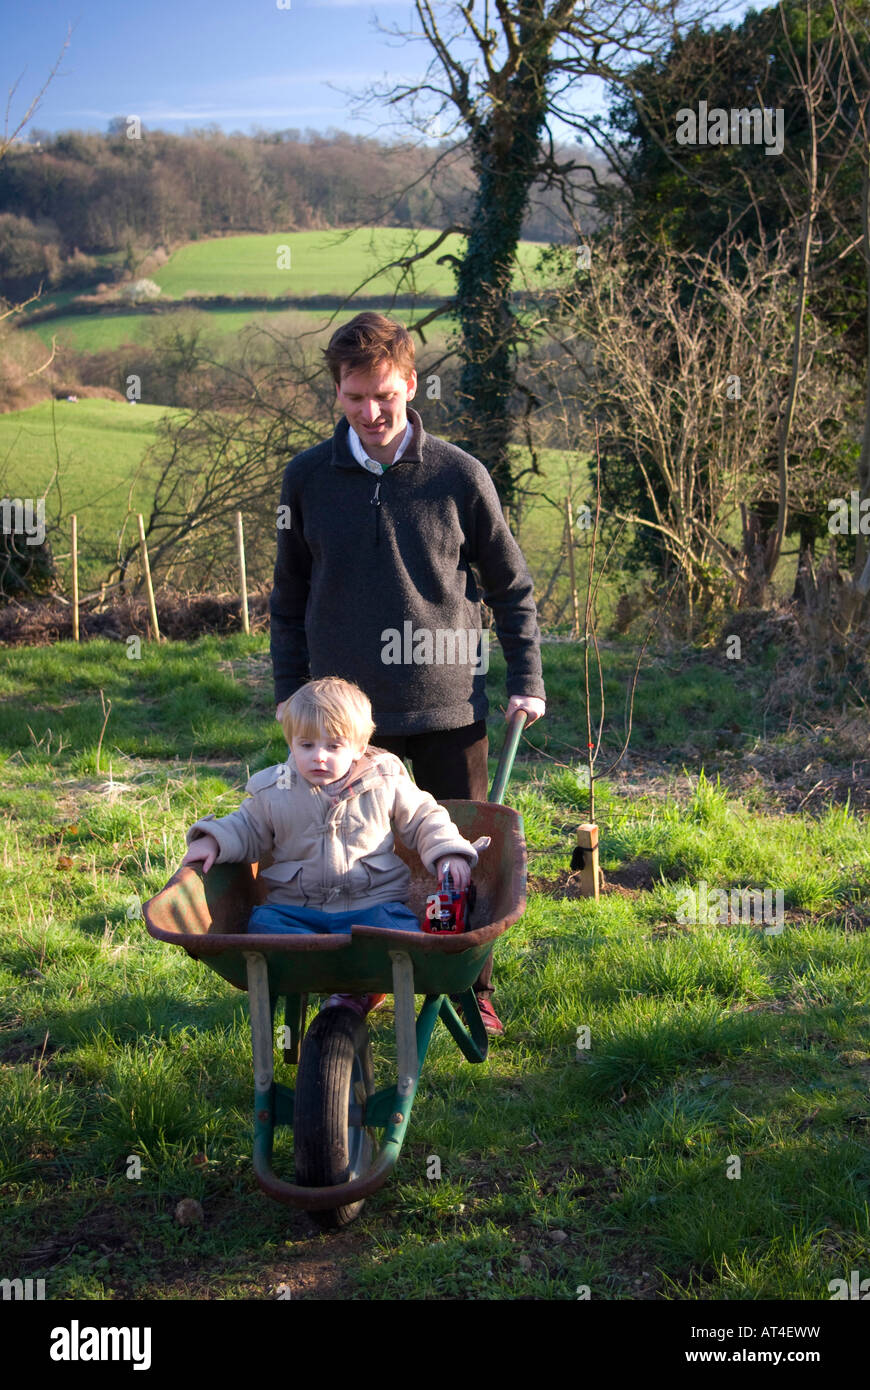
[421,863,477,934]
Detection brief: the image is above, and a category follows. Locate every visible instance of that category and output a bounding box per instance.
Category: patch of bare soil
[138,1227,367,1300]
[0,1033,57,1067]
[599,744,870,814]
[215,650,273,696]
[528,859,661,901]
[16,1193,367,1300]
[251,1232,366,1300]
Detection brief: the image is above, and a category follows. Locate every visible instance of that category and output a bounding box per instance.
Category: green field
[0,400,174,590]
[151,227,548,301]
[15,225,548,370]
[22,304,406,354]
[0,637,868,1299]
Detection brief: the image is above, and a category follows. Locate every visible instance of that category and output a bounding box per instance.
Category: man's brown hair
[323,312,415,386]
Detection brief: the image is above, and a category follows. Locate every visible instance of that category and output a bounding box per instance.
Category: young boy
[181,676,487,1017]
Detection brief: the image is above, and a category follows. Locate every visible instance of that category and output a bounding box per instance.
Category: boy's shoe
[452,994,504,1036]
[320,992,386,1019]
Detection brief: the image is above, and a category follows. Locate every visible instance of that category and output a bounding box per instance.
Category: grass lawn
[0,636,868,1300]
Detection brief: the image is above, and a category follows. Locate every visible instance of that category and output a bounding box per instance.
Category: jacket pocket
[257,859,311,899]
[361,852,409,896]
[258,859,307,883]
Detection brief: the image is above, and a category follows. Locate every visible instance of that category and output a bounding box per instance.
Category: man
[270,312,545,1033]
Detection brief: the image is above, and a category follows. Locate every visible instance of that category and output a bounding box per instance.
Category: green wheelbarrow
[144,713,527,1229]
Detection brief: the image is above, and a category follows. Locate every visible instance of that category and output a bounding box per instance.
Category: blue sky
[5,0,756,142]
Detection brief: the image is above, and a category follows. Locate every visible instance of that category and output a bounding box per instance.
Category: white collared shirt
[347,420,413,475]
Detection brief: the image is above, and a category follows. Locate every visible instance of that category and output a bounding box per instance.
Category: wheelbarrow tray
[145,800,526,995]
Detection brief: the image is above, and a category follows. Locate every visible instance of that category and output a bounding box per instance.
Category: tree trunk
[454,15,551,504]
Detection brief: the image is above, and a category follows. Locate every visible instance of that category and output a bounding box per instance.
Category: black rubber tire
[294,1006,375,1230]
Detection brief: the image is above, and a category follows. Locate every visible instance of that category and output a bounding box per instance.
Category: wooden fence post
[71,514,79,642]
[137,514,160,642]
[565,496,580,639]
[236,511,250,635]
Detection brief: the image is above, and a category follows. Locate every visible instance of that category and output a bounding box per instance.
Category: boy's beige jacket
[185,747,481,913]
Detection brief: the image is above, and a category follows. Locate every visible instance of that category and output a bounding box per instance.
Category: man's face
[336,361,417,464]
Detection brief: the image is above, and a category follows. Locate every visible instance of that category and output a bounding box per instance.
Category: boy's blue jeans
[247,901,422,934]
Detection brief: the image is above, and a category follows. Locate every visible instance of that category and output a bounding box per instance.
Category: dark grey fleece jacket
[269,406,545,735]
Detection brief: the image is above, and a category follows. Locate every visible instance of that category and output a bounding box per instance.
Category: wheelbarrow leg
[390,949,418,1101]
[282,993,308,1065]
[365,951,439,1158]
[245,951,275,1095]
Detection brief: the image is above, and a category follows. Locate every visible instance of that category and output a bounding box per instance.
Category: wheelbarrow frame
[143,714,527,1214]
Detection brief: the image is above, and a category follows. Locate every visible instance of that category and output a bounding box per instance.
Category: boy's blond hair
[282,677,375,750]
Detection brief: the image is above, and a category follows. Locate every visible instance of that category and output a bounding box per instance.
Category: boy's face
[290,733,365,786]
[335,360,417,464]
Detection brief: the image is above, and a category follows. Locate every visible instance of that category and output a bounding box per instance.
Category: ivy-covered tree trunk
[453,11,551,506]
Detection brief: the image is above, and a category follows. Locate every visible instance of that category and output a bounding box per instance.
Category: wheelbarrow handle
[488,709,528,805]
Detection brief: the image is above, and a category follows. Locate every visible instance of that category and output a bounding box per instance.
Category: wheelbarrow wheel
[294,1006,375,1230]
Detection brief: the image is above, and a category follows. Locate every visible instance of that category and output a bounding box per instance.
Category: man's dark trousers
[372,719,494,998]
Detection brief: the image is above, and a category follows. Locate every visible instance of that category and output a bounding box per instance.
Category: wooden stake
[574,823,600,900]
[565,496,579,639]
[235,511,250,635]
[70,514,79,642]
[137,514,160,642]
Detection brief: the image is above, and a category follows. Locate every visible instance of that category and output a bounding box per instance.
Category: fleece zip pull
[371,480,381,546]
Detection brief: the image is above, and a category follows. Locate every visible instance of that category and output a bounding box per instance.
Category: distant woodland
[0,128,600,301]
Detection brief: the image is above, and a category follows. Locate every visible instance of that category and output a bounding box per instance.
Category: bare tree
[334,0,721,504]
[528,229,853,626]
[763,2,858,584]
[107,329,334,595]
[0,29,70,163]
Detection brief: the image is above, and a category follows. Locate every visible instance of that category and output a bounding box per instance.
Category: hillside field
[16,227,549,356]
[0,400,174,591]
[21,306,361,354]
[149,227,548,300]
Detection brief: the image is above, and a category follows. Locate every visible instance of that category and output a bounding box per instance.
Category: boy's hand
[436,856,471,890]
[181,833,219,874]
